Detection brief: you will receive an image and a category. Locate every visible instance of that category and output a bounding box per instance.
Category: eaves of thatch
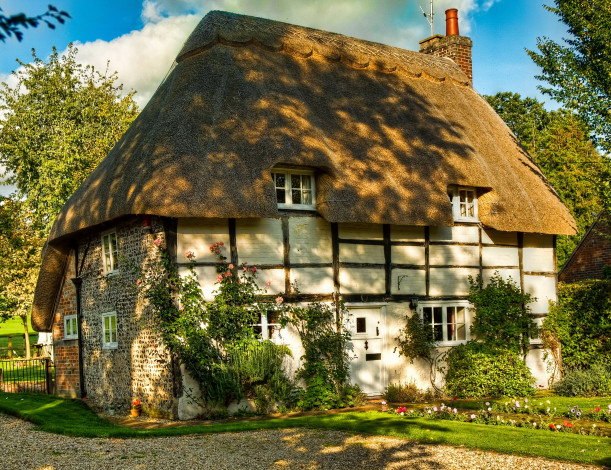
[31,11,576,331]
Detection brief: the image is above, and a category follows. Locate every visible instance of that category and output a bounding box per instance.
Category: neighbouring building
[559,212,611,283]
[32,10,576,419]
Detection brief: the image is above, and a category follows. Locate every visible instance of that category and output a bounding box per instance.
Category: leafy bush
[383,381,424,403]
[444,342,536,398]
[468,274,537,355]
[543,280,611,371]
[553,364,611,397]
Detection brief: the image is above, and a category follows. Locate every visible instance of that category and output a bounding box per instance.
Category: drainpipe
[71,245,87,398]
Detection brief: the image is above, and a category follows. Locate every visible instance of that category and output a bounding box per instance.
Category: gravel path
[0,413,602,470]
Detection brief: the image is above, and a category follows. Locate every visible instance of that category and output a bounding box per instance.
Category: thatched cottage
[32,10,576,418]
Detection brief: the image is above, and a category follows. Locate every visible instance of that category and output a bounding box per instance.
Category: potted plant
[131,398,142,417]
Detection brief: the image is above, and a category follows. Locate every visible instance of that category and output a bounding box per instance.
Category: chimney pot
[445,8,459,36]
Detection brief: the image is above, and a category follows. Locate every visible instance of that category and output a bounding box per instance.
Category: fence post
[7,336,12,359]
[45,358,52,394]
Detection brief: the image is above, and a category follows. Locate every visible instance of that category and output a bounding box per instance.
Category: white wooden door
[347,306,385,395]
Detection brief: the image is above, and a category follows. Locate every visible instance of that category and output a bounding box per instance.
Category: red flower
[564,420,569,426]
[549,423,555,430]
[595,407,600,412]
[133,399,140,407]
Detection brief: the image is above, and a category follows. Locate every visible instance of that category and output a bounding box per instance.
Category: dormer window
[272,169,315,209]
[448,186,478,222]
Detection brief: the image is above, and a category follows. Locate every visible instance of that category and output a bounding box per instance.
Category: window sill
[277,204,316,211]
[64,336,78,341]
[102,344,118,350]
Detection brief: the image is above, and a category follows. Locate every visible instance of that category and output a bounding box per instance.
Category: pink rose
[228,264,234,269]
[136,279,142,285]
[275,296,283,305]
[153,238,161,246]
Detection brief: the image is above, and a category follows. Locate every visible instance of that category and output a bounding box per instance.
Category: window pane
[433,307,442,324]
[274,173,285,188]
[302,190,312,205]
[447,322,455,341]
[456,307,465,323]
[433,325,443,341]
[276,188,286,203]
[302,175,311,189]
[292,189,301,204]
[291,175,301,189]
[111,315,116,330]
[356,317,366,333]
[456,323,466,340]
[467,203,474,217]
[423,308,432,324]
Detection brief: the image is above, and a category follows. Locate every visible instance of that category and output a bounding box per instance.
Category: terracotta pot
[130,408,141,418]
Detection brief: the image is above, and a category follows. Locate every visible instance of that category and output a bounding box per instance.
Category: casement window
[272,170,315,209]
[253,311,283,343]
[64,314,78,340]
[448,186,478,222]
[102,312,118,349]
[101,230,119,274]
[419,301,471,346]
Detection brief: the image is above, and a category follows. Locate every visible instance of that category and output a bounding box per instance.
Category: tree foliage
[485,92,606,266]
[0,44,139,230]
[527,0,611,152]
[0,197,45,358]
[0,4,69,43]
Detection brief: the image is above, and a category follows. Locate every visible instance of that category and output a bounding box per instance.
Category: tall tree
[0,44,139,230]
[0,45,138,345]
[485,92,605,266]
[527,0,611,152]
[0,197,45,358]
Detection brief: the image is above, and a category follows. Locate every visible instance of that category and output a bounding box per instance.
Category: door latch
[364,340,369,350]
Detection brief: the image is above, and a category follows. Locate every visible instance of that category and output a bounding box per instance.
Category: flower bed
[383,400,611,436]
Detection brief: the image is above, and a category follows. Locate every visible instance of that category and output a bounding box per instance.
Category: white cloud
[72,14,200,108]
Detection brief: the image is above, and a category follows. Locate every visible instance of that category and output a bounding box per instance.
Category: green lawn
[0,334,39,359]
[0,393,609,467]
[440,394,611,413]
[0,317,34,335]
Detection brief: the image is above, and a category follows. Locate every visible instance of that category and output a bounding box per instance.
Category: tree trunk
[22,316,31,360]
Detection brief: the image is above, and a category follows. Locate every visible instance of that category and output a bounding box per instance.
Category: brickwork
[419,34,473,82]
[559,216,611,283]
[53,216,180,417]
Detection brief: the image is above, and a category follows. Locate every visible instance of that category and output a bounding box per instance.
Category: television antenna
[420,0,435,36]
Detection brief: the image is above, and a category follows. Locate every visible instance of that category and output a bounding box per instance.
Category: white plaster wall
[429,267,479,296]
[236,218,283,265]
[182,266,218,301]
[290,267,334,294]
[391,245,425,265]
[482,268,521,286]
[256,268,286,295]
[340,243,385,264]
[524,275,556,314]
[429,245,479,266]
[526,348,553,388]
[523,234,554,272]
[339,268,385,294]
[481,228,517,245]
[339,223,383,240]
[177,219,229,263]
[289,217,332,263]
[391,269,426,295]
[390,225,425,242]
[482,246,519,267]
[430,226,479,243]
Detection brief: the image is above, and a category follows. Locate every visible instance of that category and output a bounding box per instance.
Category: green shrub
[543,280,611,371]
[468,274,537,355]
[383,381,424,403]
[553,364,611,397]
[444,343,536,398]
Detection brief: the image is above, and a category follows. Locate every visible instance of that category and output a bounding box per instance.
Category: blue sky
[1,0,569,195]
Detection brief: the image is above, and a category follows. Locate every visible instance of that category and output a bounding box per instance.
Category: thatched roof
[32,11,576,331]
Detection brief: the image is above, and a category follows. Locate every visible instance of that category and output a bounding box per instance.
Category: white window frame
[448,186,478,222]
[102,311,118,349]
[253,310,284,344]
[64,314,78,340]
[419,301,471,346]
[101,229,119,274]
[272,169,316,210]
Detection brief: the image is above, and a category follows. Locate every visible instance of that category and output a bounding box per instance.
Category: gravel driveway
[0,413,601,469]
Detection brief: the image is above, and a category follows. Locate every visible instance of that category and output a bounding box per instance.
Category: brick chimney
[419,8,473,83]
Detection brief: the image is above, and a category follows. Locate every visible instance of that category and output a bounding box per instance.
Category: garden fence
[0,358,55,394]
